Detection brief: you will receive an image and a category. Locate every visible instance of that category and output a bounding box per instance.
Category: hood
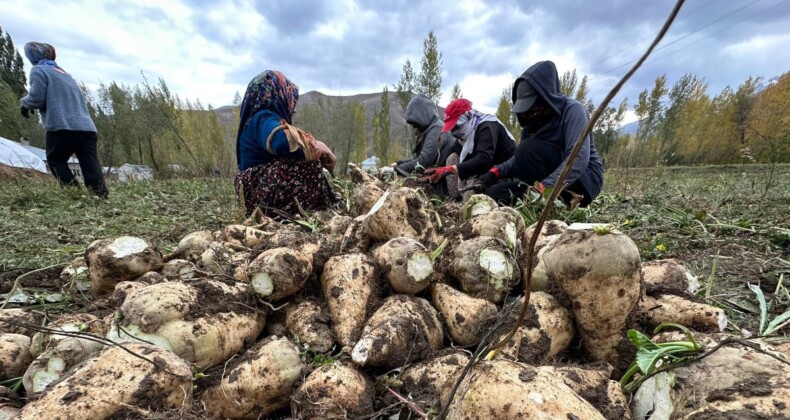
[512,60,565,115]
[405,94,440,130]
[24,42,56,65]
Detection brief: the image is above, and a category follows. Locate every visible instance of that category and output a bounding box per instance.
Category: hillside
[213,90,448,156]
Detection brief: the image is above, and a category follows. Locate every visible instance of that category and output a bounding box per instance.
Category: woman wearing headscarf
[424,98,516,196]
[235,70,337,216]
[19,42,108,198]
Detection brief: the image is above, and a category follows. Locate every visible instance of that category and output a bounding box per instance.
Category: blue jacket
[20,65,96,132]
[237,110,305,171]
[497,61,604,199]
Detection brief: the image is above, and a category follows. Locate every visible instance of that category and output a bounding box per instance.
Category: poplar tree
[417,31,443,104]
[450,83,462,100]
[373,86,393,164]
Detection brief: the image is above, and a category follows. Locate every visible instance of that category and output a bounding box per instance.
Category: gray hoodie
[395,94,452,175]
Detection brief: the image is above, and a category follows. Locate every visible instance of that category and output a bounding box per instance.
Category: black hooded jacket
[496,61,604,200]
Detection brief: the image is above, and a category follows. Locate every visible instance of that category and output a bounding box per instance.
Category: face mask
[451,114,472,141]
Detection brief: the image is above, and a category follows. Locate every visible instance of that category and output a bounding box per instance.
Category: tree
[593,98,628,158]
[559,69,579,97]
[450,83,463,100]
[350,103,368,166]
[0,27,27,98]
[575,75,595,114]
[495,88,521,142]
[560,69,594,113]
[731,77,760,146]
[373,86,393,164]
[232,91,242,106]
[417,31,443,104]
[634,75,667,145]
[659,74,707,164]
[748,71,790,164]
[394,59,415,112]
[394,59,417,153]
[0,79,22,140]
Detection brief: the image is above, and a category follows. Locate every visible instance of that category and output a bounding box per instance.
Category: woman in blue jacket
[235,70,337,216]
[479,61,604,207]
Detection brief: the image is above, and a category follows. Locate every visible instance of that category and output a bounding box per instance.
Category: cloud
[1,0,788,116]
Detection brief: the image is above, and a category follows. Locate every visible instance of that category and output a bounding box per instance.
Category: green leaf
[748,283,768,335]
[627,329,659,351]
[764,311,790,336]
[634,347,668,374]
[619,362,641,388]
[654,322,701,349]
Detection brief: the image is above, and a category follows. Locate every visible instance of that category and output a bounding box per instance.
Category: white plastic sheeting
[0,137,48,173]
[117,164,154,182]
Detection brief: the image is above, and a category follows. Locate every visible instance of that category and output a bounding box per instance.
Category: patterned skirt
[235,159,337,217]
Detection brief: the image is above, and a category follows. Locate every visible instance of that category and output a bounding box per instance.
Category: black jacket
[456,121,516,180]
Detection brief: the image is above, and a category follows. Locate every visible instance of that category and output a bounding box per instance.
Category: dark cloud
[255,0,335,33]
[2,0,788,112]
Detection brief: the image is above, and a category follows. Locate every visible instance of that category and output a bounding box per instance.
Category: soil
[706,374,774,402]
[0,265,65,293]
[182,278,260,322]
[0,164,51,182]
[404,196,429,235]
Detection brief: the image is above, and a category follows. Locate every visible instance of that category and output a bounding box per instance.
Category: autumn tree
[659,74,707,164]
[748,71,790,164]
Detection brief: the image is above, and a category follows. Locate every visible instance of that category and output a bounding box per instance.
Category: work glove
[534,181,546,194]
[377,166,395,180]
[423,165,457,183]
[20,106,32,119]
[479,167,500,189]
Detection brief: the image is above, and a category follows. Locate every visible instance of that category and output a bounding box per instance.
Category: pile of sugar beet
[1,164,789,419]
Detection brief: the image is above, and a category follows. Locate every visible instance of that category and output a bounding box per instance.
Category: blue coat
[237,110,304,171]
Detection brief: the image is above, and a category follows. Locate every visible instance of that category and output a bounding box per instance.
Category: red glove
[423,165,457,183]
[534,182,546,194]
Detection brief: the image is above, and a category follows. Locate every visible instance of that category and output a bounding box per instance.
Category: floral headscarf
[237,70,299,140]
[24,42,57,65]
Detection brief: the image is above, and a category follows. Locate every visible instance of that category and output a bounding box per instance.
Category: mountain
[212,91,444,160]
[619,120,639,136]
[297,90,411,141]
[755,76,780,93]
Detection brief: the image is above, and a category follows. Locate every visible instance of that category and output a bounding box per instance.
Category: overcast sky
[2,0,789,124]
